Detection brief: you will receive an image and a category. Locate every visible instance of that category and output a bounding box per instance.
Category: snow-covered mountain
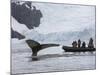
[11,15,95,45]
[11,1,95,50]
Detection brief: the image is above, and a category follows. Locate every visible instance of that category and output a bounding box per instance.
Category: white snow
[11,17,29,35]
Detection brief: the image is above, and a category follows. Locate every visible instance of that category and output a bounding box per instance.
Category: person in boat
[88,38,94,48]
[81,41,86,48]
[78,39,81,48]
[72,41,77,48]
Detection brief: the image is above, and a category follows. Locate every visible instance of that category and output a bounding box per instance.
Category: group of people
[72,38,94,48]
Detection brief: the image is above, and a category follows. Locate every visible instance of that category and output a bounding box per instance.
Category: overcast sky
[29,2,95,34]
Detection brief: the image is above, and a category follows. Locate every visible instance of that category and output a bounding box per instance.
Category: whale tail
[31,44,59,57]
[26,39,60,57]
[40,44,60,50]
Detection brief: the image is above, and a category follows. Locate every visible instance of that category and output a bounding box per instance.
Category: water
[11,46,96,74]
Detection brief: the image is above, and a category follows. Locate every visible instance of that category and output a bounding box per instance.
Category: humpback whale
[26,39,60,56]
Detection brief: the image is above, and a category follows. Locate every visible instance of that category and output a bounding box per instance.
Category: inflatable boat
[62,46,96,52]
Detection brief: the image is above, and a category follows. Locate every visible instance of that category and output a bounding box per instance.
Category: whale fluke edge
[26,39,60,56]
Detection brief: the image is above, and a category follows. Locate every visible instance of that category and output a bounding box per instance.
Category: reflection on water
[12,49,96,74]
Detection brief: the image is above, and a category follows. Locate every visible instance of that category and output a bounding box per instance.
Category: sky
[28,2,96,34]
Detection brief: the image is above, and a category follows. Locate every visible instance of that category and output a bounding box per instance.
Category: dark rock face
[11,1,43,39]
[11,1,43,29]
[11,28,25,40]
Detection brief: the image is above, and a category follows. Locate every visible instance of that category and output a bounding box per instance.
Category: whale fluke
[40,44,59,50]
[26,39,60,56]
[26,39,40,48]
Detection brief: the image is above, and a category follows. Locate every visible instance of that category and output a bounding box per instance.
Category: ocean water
[11,46,96,74]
